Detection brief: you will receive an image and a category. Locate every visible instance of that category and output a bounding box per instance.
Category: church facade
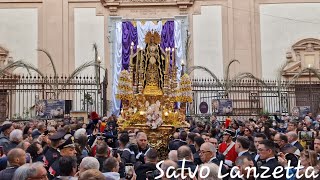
[1,0,320,116]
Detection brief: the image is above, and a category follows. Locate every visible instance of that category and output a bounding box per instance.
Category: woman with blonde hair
[299,150,318,180]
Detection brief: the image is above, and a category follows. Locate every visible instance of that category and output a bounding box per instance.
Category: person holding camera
[135,148,158,180]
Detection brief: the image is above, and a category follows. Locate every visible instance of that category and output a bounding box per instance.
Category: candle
[140,47,143,68]
[172,47,175,69]
[166,48,169,74]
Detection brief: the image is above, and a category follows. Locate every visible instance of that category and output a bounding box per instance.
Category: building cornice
[100,0,194,15]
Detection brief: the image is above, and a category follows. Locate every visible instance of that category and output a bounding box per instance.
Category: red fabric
[218,142,238,163]
[91,111,99,120]
[91,145,97,157]
[225,118,231,128]
[49,166,56,176]
[100,122,106,132]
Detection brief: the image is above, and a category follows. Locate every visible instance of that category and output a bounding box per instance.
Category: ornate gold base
[143,85,163,96]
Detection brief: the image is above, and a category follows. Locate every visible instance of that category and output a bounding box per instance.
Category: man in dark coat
[48,136,77,179]
[235,136,253,159]
[0,121,14,148]
[169,131,188,151]
[187,132,197,154]
[177,146,197,174]
[135,148,159,180]
[193,136,205,165]
[43,130,66,169]
[135,132,151,165]
[287,131,304,152]
[256,140,286,180]
[200,142,228,180]
[229,155,255,180]
[0,148,26,180]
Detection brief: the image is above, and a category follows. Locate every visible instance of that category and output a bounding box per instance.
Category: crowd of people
[0,111,319,180]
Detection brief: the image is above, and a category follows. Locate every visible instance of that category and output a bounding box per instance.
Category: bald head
[177,145,193,161]
[7,148,26,166]
[161,160,178,179]
[173,132,179,139]
[168,150,178,162]
[201,142,216,153]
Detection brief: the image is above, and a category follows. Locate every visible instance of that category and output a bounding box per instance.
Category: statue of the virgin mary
[143,30,165,96]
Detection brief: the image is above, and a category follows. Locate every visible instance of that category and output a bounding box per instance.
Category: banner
[212,99,233,115]
[36,99,65,118]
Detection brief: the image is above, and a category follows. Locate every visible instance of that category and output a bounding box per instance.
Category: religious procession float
[116,30,192,152]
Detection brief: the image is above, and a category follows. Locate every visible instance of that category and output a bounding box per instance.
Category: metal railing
[0,74,107,120]
[190,78,320,116]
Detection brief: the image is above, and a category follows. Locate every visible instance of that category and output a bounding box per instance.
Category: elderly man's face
[199,144,213,163]
[29,165,48,180]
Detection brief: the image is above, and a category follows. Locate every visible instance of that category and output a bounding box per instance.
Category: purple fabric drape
[160,21,175,68]
[122,22,138,70]
[160,21,175,51]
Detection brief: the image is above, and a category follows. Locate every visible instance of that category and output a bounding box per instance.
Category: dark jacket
[211,158,228,180]
[256,157,286,180]
[238,151,254,160]
[193,151,202,165]
[4,141,19,154]
[48,158,61,180]
[177,160,197,174]
[169,139,187,151]
[43,147,60,169]
[0,133,10,147]
[135,163,157,180]
[188,144,196,154]
[0,166,19,180]
[96,156,107,171]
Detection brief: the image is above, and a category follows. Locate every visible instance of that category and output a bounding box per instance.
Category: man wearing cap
[48,136,77,179]
[218,129,238,167]
[0,121,14,147]
[43,130,66,169]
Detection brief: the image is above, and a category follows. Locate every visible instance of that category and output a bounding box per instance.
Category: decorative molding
[100,0,194,15]
[0,46,9,58]
[283,38,320,77]
[292,38,320,52]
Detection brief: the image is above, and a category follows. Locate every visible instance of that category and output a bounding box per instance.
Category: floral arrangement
[145,100,163,129]
[116,70,133,100]
[178,74,193,102]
